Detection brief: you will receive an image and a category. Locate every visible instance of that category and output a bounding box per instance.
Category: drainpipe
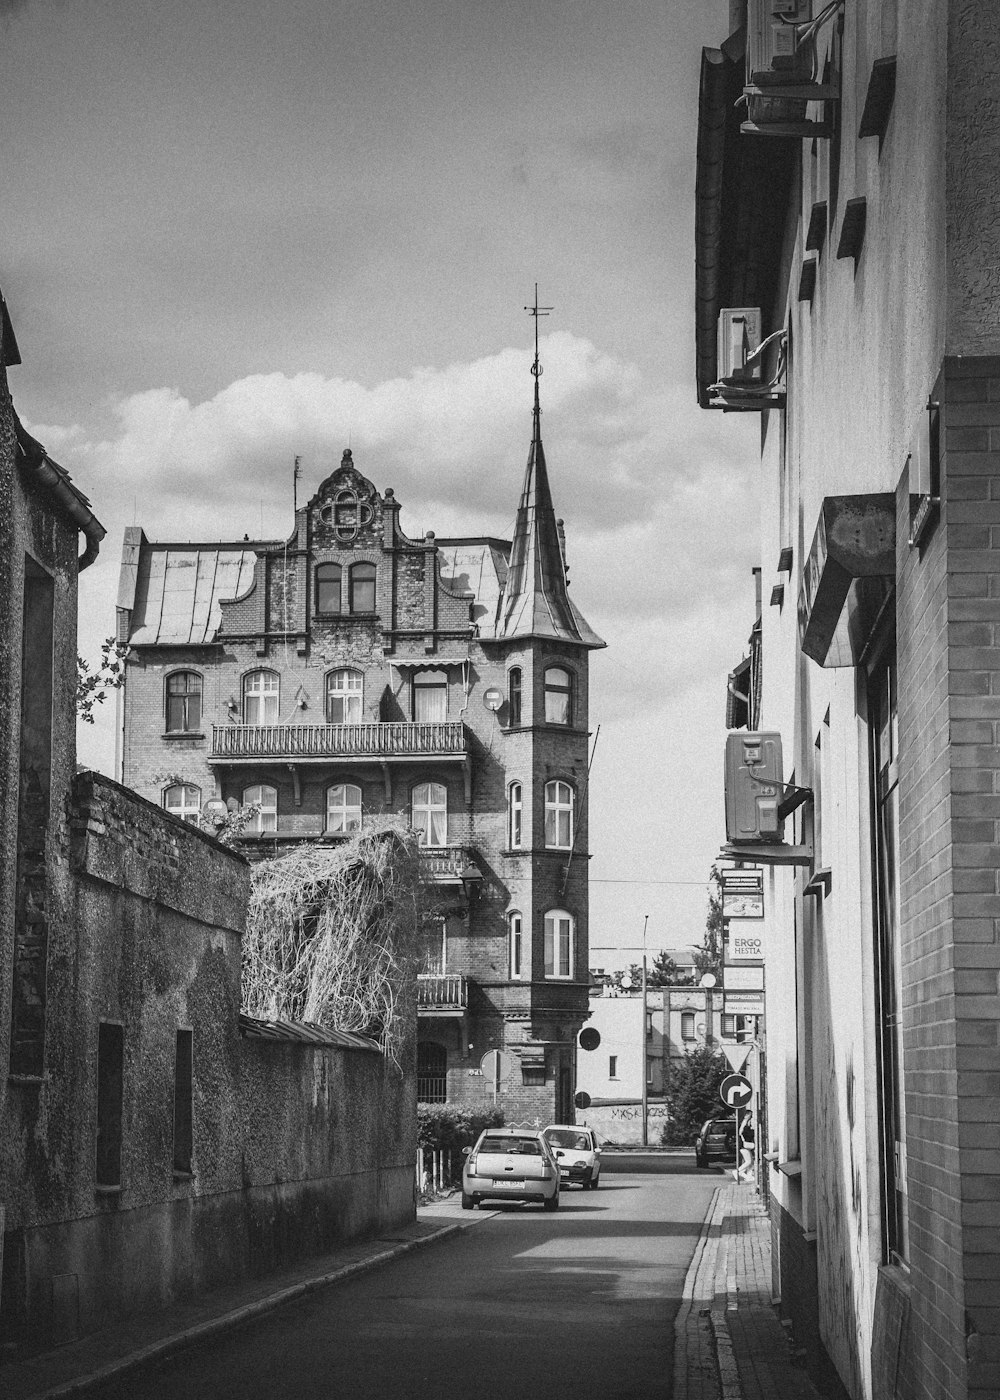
[15,421,106,569]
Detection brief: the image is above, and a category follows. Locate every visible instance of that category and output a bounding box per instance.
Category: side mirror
[555,1149,565,1158]
[461,1146,472,1156]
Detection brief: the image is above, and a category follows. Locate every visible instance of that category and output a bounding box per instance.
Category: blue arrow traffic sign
[720,1073,753,1109]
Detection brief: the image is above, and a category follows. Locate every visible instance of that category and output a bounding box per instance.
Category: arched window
[544,666,573,725]
[417,1042,447,1103]
[326,782,362,834]
[544,780,574,849]
[163,782,201,824]
[349,561,376,613]
[508,667,522,726]
[165,671,202,733]
[507,781,523,849]
[315,563,342,614]
[243,783,278,834]
[243,670,279,725]
[413,669,448,723]
[411,781,447,847]
[326,668,363,724]
[508,911,523,979]
[543,909,574,979]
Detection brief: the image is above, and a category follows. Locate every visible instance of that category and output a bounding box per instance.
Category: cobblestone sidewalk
[674,1182,823,1400]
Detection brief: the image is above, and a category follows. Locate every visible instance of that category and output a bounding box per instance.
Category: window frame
[163,782,202,824]
[412,669,448,723]
[508,910,523,979]
[349,560,377,614]
[243,783,278,834]
[609,1055,618,1080]
[411,780,448,847]
[326,781,362,834]
[315,562,342,615]
[508,666,523,726]
[164,670,203,734]
[507,781,523,849]
[681,1011,696,1042]
[543,665,574,726]
[543,908,574,980]
[242,669,280,725]
[325,668,364,725]
[544,779,574,850]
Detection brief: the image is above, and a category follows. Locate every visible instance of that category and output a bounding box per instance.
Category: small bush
[417,1103,505,1152]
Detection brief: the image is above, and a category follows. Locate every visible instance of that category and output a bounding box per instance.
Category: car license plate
[559,1168,569,1176]
[492,1179,525,1188]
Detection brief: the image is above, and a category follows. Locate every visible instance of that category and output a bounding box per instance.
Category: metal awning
[798,494,896,667]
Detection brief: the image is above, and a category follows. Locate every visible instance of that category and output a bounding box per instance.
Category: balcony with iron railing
[211,720,468,762]
[417,973,468,1015]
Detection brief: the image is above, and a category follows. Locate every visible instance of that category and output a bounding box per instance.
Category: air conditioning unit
[724,732,784,844]
[717,309,762,384]
[747,0,813,84]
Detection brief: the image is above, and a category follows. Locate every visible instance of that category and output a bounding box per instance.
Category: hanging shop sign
[727,919,765,962]
[721,868,764,919]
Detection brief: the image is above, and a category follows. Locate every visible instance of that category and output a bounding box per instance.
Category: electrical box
[717,308,762,383]
[747,0,812,82]
[725,732,784,844]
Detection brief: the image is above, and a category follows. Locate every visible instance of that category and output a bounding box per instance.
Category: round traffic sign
[574,1090,591,1109]
[719,1073,753,1109]
[480,1050,512,1082]
[579,1027,601,1051]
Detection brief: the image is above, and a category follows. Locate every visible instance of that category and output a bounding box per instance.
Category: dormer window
[315,563,341,613]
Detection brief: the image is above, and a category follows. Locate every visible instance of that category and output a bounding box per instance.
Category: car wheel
[461,1191,474,1210]
[543,1191,560,1211]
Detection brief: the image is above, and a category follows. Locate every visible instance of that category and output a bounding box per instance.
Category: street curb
[22,1223,465,1400]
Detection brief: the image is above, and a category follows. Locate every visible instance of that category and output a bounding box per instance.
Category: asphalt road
[88,1165,720,1400]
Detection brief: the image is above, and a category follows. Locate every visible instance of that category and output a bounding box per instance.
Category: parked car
[542,1125,602,1189]
[695,1116,737,1168]
[462,1128,560,1210]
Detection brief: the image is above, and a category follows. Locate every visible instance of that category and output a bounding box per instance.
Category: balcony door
[326,669,363,725]
[243,670,279,725]
[412,782,447,847]
[419,915,447,975]
[413,670,448,722]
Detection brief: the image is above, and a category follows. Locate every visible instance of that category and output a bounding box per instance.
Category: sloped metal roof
[127,546,257,645]
[437,540,509,637]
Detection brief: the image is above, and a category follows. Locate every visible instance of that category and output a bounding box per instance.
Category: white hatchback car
[542,1124,602,1189]
[461,1128,560,1211]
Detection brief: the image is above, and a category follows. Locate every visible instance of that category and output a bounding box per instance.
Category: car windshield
[546,1131,591,1151]
[478,1136,541,1155]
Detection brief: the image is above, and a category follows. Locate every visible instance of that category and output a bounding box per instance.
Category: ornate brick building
[117,371,604,1123]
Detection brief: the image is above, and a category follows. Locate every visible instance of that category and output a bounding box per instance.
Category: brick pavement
[674,1181,824,1400]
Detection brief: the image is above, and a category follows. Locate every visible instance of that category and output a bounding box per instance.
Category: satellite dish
[483,687,504,712]
[202,798,228,828]
[579,1026,601,1051]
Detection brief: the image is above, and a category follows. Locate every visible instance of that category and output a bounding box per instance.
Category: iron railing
[211,720,467,760]
[417,974,468,1011]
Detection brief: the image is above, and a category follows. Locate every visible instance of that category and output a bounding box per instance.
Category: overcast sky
[2,0,757,959]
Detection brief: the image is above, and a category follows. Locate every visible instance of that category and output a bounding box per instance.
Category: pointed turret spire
[494,290,605,649]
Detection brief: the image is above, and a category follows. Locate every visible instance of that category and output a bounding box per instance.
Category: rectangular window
[96,1022,125,1189]
[681,1012,696,1041]
[721,1014,737,1039]
[609,1055,618,1079]
[646,1058,653,1086]
[508,914,523,979]
[413,670,448,722]
[173,1029,193,1175]
[543,911,573,979]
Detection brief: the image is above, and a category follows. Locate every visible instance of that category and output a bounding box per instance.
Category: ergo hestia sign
[727,918,765,962]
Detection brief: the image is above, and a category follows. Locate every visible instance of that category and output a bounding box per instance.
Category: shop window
[417,1042,447,1103]
[544,666,573,725]
[543,909,574,979]
[871,651,908,1263]
[173,1028,193,1176]
[315,563,342,614]
[243,783,278,834]
[544,780,574,850]
[163,782,202,824]
[508,911,523,978]
[326,782,362,834]
[681,1012,696,1041]
[165,671,202,733]
[507,781,523,849]
[412,782,447,847]
[243,669,279,725]
[96,1021,124,1189]
[349,561,376,613]
[508,667,522,726]
[326,668,363,724]
[413,669,448,723]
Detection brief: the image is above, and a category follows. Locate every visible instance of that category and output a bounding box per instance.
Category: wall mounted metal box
[725,732,784,843]
[717,308,762,383]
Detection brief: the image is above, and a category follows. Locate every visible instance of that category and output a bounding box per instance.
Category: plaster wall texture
[734,3,1000,1398]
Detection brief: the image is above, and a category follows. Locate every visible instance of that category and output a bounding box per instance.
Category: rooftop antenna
[524,283,553,435]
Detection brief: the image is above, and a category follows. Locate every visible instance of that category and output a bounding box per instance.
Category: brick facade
[118,449,600,1124]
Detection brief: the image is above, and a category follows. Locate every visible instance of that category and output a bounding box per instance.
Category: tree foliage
[416,1103,505,1151]
[659,1045,729,1146]
[76,637,128,724]
[693,864,724,981]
